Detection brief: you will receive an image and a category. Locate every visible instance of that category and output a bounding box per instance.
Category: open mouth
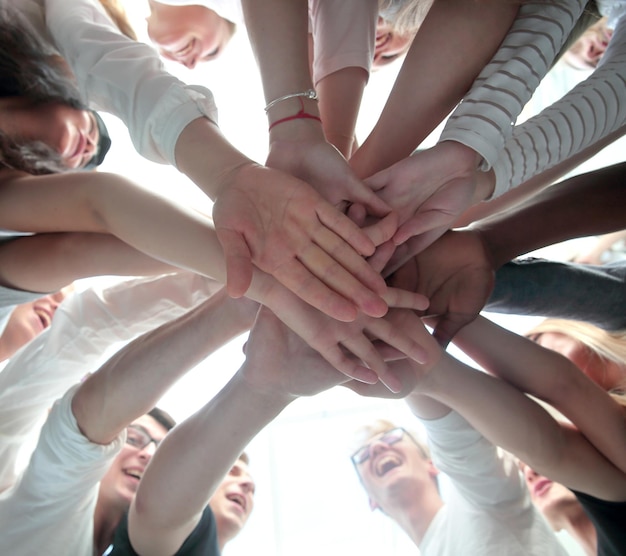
[227,493,246,512]
[124,468,144,481]
[375,454,402,477]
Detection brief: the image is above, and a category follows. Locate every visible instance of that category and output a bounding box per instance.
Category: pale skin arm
[175,122,393,320]
[240,0,397,226]
[0,168,387,321]
[450,315,626,478]
[350,0,519,178]
[0,232,174,293]
[316,66,367,158]
[127,309,350,556]
[71,287,257,445]
[0,170,432,382]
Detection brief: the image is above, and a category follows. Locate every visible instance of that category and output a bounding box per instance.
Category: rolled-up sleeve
[44,0,218,166]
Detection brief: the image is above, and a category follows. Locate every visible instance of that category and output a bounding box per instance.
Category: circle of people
[0,0,624,555]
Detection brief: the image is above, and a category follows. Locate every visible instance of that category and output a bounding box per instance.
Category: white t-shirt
[419,411,569,556]
[0,385,123,556]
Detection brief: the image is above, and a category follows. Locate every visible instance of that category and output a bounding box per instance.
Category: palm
[212,163,388,321]
[390,230,495,346]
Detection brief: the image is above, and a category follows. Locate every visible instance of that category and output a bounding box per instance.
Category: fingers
[366,240,396,275]
[215,228,253,298]
[361,211,399,247]
[273,260,360,322]
[393,210,452,246]
[298,228,389,318]
[382,287,429,311]
[316,201,377,258]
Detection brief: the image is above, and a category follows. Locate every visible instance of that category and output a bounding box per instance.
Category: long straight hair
[0,6,87,174]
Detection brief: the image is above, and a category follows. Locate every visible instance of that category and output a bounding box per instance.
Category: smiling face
[98,415,169,510]
[353,428,438,513]
[146,2,235,68]
[0,287,72,361]
[209,458,255,546]
[0,98,99,170]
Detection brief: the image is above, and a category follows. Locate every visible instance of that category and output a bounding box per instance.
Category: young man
[108,307,352,556]
[0,283,255,555]
[108,451,256,555]
[351,407,570,555]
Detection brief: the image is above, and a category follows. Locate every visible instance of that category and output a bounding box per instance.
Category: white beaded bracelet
[264,89,318,113]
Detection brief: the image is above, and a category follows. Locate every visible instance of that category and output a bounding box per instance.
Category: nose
[239,478,255,495]
[183,55,198,69]
[369,439,390,458]
[523,465,539,483]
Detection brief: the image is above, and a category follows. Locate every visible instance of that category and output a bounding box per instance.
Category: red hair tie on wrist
[268,97,322,131]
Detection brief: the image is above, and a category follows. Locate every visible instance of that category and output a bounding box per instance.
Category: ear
[369,497,380,512]
[426,459,439,479]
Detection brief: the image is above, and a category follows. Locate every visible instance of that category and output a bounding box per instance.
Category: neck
[552,501,597,556]
[386,491,444,546]
[93,497,127,555]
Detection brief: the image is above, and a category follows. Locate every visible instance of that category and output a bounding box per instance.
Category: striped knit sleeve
[439,1,586,170]
[492,15,626,197]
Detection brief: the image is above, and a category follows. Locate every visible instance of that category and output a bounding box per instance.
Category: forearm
[440,0,585,171]
[173,118,255,201]
[71,289,253,444]
[130,370,289,555]
[415,353,568,473]
[352,0,518,178]
[452,316,626,475]
[491,19,626,195]
[317,67,367,156]
[242,0,312,102]
[487,259,626,331]
[474,162,626,268]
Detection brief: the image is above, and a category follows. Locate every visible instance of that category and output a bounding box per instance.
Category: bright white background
[92,4,624,554]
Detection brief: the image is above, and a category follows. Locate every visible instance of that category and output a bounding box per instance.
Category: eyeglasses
[351,427,407,466]
[125,424,162,450]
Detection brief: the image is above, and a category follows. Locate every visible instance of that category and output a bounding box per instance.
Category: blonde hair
[526,319,626,406]
[377,0,433,35]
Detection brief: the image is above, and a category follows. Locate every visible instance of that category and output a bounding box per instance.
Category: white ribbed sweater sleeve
[439,1,587,170]
[492,15,626,197]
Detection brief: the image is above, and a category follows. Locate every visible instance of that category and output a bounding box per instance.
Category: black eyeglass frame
[125,424,163,450]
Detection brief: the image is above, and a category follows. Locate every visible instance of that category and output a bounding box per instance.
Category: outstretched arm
[126,308,349,556]
[70,287,257,444]
[240,0,396,226]
[351,0,518,178]
[383,161,626,345]
[44,0,393,321]
[450,315,626,478]
[413,348,626,501]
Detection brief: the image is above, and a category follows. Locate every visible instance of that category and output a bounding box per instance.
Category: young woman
[0,4,440,387]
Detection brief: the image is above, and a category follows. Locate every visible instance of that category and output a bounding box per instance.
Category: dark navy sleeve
[486,258,626,331]
[106,505,220,556]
